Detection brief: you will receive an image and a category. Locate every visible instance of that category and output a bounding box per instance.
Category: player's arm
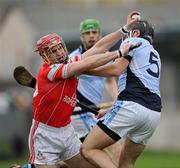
[82,11,140,58]
[105,77,118,100]
[84,39,142,77]
[45,47,127,81]
[84,57,129,77]
[65,50,120,78]
[65,41,136,78]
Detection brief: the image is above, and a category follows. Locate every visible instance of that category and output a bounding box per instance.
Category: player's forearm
[86,51,119,69]
[81,29,125,59]
[82,12,141,59]
[85,63,118,77]
[85,57,129,77]
[68,51,119,77]
[93,11,141,52]
[93,29,125,52]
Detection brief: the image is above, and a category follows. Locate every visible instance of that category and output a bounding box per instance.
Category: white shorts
[99,100,161,145]
[71,112,97,138]
[28,120,81,165]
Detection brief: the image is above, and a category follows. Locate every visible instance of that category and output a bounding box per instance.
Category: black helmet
[131,20,154,43]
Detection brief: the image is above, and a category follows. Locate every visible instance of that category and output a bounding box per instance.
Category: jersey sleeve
[44,55,82,81]
[43,64,68,81]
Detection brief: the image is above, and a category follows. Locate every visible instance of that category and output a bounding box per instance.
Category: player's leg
[10,163,58,168]
[72,111,122,167]
[56,161,70,168]
[55,123,95,168]
[34,165,57,168]
[104,141,122,167]
[81,124,119,168]
[117,102,161,168]
[63,153,95,168]
[29,121,84,168]
[118,137,145,168]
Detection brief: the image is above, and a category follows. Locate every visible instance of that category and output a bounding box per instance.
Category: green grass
[135,150,180,168]
[0,150,180,168]
[0,157,28,168]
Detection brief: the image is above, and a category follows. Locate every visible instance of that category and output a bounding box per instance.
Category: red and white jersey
[33,55,82,127]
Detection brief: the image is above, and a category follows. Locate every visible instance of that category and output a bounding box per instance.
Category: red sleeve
[41,63,67,81]
[42,55,82,81]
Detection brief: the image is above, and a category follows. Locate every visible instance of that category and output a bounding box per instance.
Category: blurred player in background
[69,18,122,166]
[70,18,118,141]
[81,20,161,168]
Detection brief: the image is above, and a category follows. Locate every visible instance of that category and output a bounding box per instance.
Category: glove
[118,42,142,57]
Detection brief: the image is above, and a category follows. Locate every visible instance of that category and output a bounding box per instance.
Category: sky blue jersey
[118,37,162,112]
[69,46,106,104]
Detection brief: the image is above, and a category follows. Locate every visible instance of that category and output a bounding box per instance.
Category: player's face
[128,30,140,38]
[45,44,68,64]
[81,30,101,50]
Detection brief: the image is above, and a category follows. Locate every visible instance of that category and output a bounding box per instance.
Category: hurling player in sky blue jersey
[81,20,161,168]
[69,19,118,141]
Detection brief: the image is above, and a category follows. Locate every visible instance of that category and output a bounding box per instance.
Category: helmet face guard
[80,19,101,34]
[35,33,68,64]
[131,20,154,43]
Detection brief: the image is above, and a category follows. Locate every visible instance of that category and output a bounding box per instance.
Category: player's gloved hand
[9,164,21,168]
[121,11,141,34]
[117,42,142,57]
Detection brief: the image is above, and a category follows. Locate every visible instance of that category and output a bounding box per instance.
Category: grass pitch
[0,150,180,168]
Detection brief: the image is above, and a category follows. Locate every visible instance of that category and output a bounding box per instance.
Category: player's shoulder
[123,37,143,44]
[40,63,64,74]
[69,48,81,58]
[123,37,151,52]
[42,63,59,70]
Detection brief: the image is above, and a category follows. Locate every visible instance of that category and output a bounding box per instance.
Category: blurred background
[0,0,180,167]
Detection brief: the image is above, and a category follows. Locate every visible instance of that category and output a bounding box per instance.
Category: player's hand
[125,11,141,32]
[9,163,21,168]
[96,109,108,119]
[120,41,142,57]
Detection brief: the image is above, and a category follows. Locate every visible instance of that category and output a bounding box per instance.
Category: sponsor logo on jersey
[36,150,46,160]
[63,95,76,107]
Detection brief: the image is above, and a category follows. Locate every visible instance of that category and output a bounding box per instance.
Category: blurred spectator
[11,133,25,158]
[0,92,11,115]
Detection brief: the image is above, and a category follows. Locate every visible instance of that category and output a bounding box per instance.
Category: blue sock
[22,164,35,168]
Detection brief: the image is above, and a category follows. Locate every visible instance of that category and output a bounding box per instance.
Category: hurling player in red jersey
[28,11,141,168]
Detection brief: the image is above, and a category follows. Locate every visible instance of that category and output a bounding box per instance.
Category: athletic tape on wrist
[116,50,122,58]
[120,26,129,35]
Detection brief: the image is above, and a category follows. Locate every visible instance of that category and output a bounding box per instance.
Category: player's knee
[80,145,90,161]
[57,161,70,168]
[80,145,86,158]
